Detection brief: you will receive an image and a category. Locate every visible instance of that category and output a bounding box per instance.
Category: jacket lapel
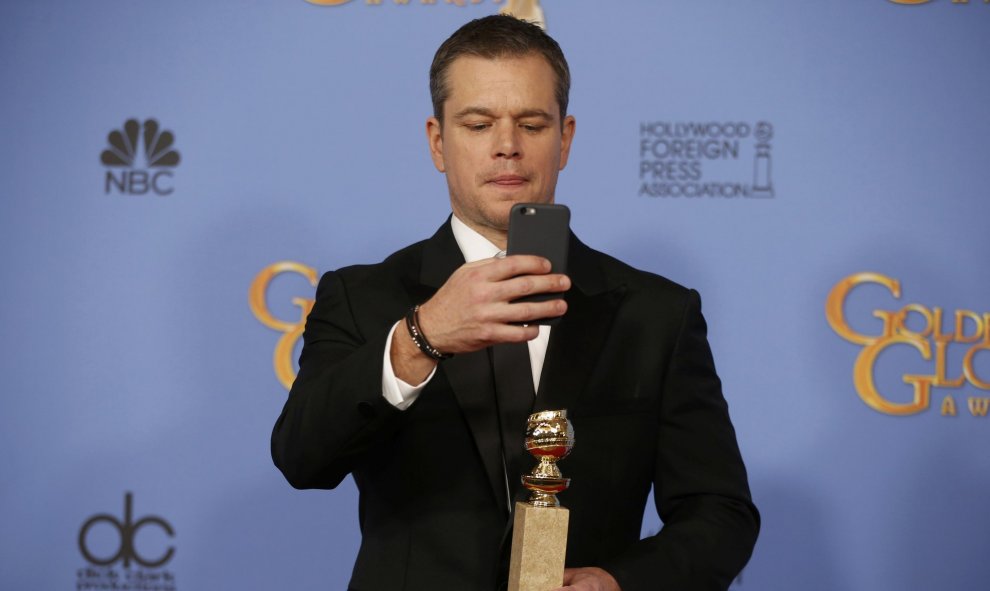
[497,234,624,583]
[415,221,509,514]
[442,351,508,514]
[535,234,624,414]
[409,225,625,518]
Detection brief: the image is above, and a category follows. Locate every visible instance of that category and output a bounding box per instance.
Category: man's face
[426,54,576,243]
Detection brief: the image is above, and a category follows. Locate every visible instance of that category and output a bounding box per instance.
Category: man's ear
[426,116,445,173]
[558,114,576,171]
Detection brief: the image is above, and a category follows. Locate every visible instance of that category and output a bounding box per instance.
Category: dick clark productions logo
[101,118,181,196]
[77,492,177,590]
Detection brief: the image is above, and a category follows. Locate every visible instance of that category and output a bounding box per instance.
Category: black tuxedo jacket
[272,221,759,591]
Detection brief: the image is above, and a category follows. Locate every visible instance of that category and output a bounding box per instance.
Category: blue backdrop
[2,1,988,589]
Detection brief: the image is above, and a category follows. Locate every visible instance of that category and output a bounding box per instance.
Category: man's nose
[493,126,522,159]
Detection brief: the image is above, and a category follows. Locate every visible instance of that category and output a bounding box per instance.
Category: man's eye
[521,124,546,132]
[466,123,489,131]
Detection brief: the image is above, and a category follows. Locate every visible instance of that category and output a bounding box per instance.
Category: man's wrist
[390,318,438,385]
[404,304,452,361]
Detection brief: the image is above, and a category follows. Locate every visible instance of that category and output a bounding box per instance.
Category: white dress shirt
[381,215,551,410]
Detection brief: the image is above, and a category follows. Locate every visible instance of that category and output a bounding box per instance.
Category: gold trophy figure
[508,410,575,591]
[499,0,547,31]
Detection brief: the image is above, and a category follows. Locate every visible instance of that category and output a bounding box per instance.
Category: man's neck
[450,215,505,262]
[451,216,507,251]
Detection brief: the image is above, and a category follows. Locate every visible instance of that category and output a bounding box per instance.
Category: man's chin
[486,214,511,234]
[487,203,520,230]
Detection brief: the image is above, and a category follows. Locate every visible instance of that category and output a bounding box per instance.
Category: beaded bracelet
[405,304,452,361]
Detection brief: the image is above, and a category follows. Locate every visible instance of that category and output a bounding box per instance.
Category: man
[272,15,758,591]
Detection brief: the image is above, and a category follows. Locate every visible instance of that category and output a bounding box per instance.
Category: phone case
[506,203,570,323]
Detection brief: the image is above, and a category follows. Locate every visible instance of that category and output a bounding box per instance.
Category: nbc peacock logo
[101,118,181,196]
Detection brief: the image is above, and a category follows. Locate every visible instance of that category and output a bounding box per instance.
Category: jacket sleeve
[603,289,760,591]
[271,269,407,490]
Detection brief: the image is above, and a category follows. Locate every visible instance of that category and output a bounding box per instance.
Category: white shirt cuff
[382,321,435,410]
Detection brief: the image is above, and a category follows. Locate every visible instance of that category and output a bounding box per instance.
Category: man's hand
[553,567,621,591]
[389,254,569,384]
[418,254,569,353]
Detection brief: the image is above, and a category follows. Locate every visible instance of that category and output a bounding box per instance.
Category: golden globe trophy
[499,0,547,31]
[507,410,575,591]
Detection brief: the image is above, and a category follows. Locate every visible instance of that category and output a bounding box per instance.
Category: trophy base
[507,501,569,591]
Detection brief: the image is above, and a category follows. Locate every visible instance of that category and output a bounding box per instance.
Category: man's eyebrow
[452,106,497,120]
[451,107,556,121]
[514,109,555,121]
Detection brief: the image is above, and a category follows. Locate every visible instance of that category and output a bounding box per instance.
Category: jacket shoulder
[576,239,693,300]
[320,237,428,290]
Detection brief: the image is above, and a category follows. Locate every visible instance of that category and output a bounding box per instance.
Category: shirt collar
[450,215,502,263]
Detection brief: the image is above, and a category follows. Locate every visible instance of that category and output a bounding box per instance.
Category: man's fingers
[492,273,570,301]
[420,256,569,354]
[484,254,554,280]
[499,298,567,323]
[557,567,620,591]
[562,567,578,585]
[481,322,540,344]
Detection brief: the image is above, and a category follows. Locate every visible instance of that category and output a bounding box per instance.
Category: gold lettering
[967,397,990,416]
[249,262,319,390]
[873,310,899,338]
[963,342,990,389]
[830,272,990,416]
[249,262,317,331]
[893,303,933,339]
[899,374,933,414]
[931,308,954,342]
[272,297,315,390]
[933,340,966,387]
[952,0,970,4]
[941,395,957,416]
[825,272,900,345]
[954,309,983,344]
[854,334,931,415]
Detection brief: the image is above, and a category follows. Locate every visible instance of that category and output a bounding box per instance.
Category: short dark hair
[429,15,571,126]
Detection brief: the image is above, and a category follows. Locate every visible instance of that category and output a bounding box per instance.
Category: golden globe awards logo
[638,121,775,199]
[249,261,318,390]
[101,118,181,196]
[77,492,177,590]
[826,272,990,417]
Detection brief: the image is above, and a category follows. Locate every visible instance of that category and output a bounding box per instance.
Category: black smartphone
[506,203,570,324]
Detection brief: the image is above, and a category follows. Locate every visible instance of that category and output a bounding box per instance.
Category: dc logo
[78,492,175,568]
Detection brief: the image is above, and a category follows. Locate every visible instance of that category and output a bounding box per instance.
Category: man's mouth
[488,174,528,186]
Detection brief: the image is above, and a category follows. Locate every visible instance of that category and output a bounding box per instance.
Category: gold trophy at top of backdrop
[508,410,575,591]
[499,0,547,31]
